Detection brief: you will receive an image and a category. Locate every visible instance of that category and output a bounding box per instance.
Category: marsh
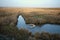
[17,15,60,34]
[0,8,60,40]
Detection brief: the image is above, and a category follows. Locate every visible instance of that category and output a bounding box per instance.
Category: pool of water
[17,15,60,34]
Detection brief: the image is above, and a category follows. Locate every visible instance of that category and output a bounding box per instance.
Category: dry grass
[0,10,18,26]
[0,8,60,26]
[0,8,60,40]
[0,8,60,14]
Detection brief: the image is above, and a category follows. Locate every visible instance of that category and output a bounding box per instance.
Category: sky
[0,0,60,8]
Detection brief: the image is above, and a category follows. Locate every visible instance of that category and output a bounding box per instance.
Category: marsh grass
[25,13,60,25]
[0,9,60,40]
[0,25,60,40]
[33,15,44,18]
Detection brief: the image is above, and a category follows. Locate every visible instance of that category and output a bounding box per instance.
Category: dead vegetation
[0,8,60,40]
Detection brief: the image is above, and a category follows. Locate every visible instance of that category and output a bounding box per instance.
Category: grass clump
[0,25,60,40]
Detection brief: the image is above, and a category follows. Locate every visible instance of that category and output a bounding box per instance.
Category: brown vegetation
[0,27,60,40]
[0,8,60,26]
[0,8,60,40]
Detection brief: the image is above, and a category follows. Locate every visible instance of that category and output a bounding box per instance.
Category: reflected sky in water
[17,15,60,34]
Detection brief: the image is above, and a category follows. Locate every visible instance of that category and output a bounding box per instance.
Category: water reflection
[17,15,60,34]
[17,15,26,29]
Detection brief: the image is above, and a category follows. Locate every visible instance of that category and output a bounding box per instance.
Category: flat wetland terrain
[0,8,60,40]
[0,8,60,25]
